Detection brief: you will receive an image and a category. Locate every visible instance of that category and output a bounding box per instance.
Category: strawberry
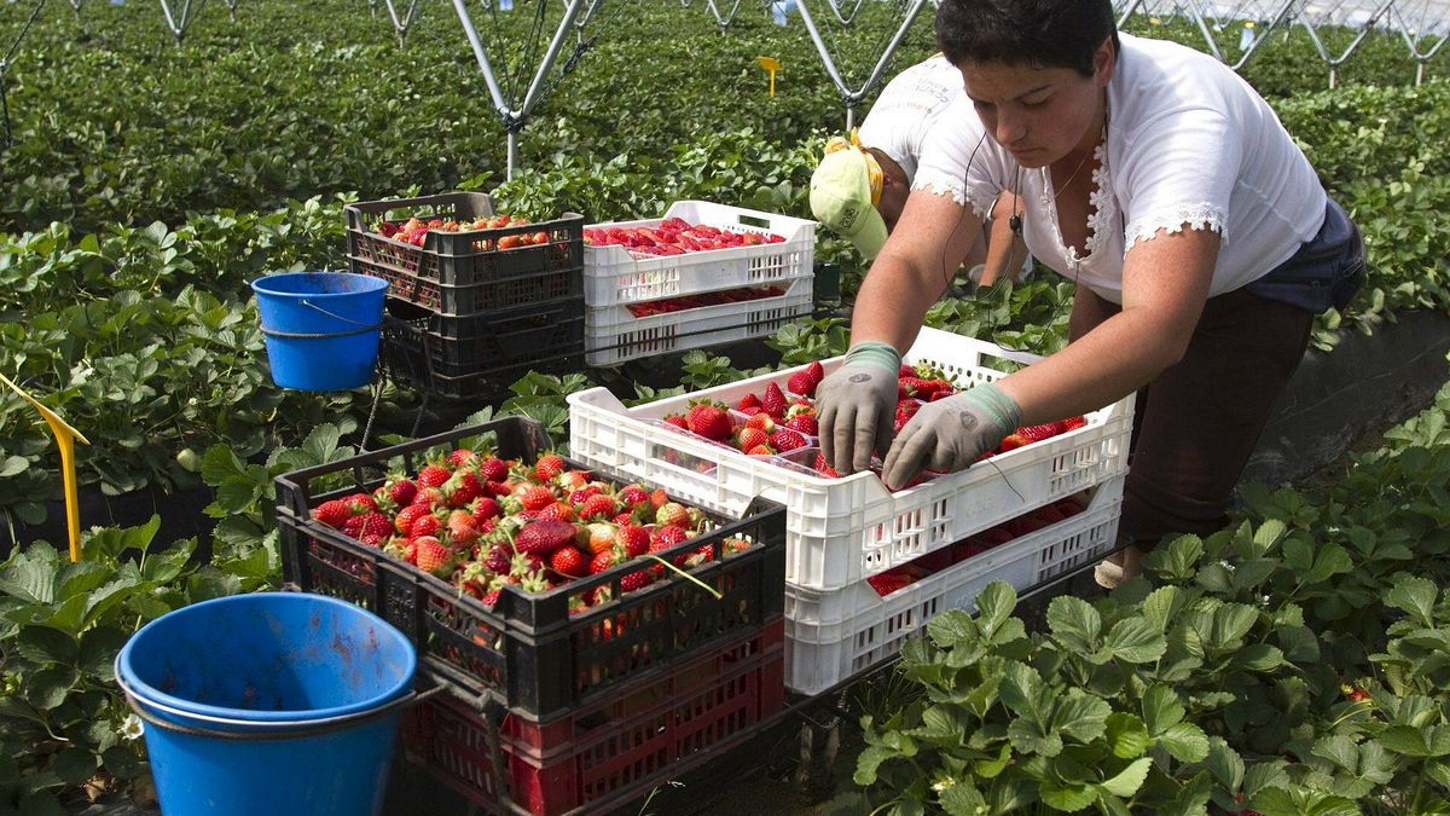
[480,590,501,607]
[655,502,692,529]
[478,457,510,482]
[514,519,577,555]
[578,493,619,521]
[393,503,434,537]
[536,502,576,523]
[558,470,591,492]
[470,496,500,523]
[805,360,825,389]
[549,546,589,578]
[618,524,651,558]
[446,510,480,546]
[447,448,479,470]
[1061,415,1088,431]
[483,544,512,575]
[685,402,733,442]
[737,392,763,413]
[416,464,452,489]
[517,484,557,513]
[381,477,418,510]
[736,426,770,453]
[997,432,1032,452]
[812,452,842,478]
[583,522,619,555]
[442,470,483,508]
[589,549,620,575]
[344,493,378,516]
[786,368,817,397]
[746,444,774,456]
[311,499,352,529]
[533,453,566,483]
[619,570,653,593]
[784,414,818,436]
[769,429,807,452]
[744,412,776,433]
[762,382,787,419]
[357,512,394,547]
[414,536,453,577]
[1016,423,1060,443]
[409,512,443,541]
[663,413,689,430]
[617,484,652,513]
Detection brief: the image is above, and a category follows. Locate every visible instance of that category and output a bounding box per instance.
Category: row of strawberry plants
[839,363,1450,814]
[2,0,1445,234]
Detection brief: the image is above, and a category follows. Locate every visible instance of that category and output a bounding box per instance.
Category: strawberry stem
[642,554,723,599]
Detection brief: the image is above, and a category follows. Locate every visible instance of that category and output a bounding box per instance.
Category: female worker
[815,0,1364,581]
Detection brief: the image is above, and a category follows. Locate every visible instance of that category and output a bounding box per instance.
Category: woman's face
[958,45,1111,169]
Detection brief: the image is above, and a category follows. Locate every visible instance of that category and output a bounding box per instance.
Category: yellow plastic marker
[756,56,781,98]
[0,373,90,562]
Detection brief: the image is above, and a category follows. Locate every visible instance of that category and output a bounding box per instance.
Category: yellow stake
[756,56,781,98]
[0,373,91,562]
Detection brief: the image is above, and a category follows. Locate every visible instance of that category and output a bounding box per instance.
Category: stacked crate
[583,201,816,366]
[275,416,787,815]
[567,328,1136,695]
[346,192,587,400]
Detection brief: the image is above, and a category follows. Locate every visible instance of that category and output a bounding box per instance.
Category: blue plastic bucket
[116,593,418,816]
[250,272,389,391]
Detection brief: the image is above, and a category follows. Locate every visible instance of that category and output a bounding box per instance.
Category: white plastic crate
[567,327,1134,590]
[783,477,1124,696]
[584,275,814,367]
[583,201,817,309]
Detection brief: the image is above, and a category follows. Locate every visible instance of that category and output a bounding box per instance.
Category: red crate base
[403,620,785,816]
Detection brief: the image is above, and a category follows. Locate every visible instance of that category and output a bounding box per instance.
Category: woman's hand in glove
[880,383,1021,490]
[816,342,903,475]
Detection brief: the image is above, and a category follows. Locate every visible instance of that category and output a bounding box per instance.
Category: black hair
[935,0,1120,77]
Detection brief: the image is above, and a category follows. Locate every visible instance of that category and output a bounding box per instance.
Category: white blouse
[913,33,1327,304]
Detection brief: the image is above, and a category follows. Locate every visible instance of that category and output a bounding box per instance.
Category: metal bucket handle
[260,298,384,340]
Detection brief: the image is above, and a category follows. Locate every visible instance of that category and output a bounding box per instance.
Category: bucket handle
[117,673,443,741]
[261,299,384,340]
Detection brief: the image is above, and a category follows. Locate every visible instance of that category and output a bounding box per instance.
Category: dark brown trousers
[1069,287,1315,546]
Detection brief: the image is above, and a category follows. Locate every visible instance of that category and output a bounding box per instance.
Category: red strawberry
[1016,423,1060,443]
[744,412,776,433]
[619,525,651,558]
[409,512,443,541]
[311,499,352,529]
[393,503,434,537]
[663,413,689,430]
[805,360,825,388]
[447,448,479,470]
[998,432,1031,452]
[470,496,500,523]
[514,519,577,555]
[344,493,378,516]
[478,457,510,482]
[589,549,619,575]
[382,477,418,510]
[357,512,394,547]
[549,546,589,578]
[578,493,619,521]
[746,444,774,456]
[770,429,807,452]
[1061,415,1087,431]
[443,470,483,507]
[618,484,651,513]
[812,453,842,478]
[737,392,763,413]
[446,510,480,546]
[517,484,557,513]
[685,402,733,442]
[762,382,787,419]
[619,570,653,593]
[414,536,453,577]
[416,464,452,489]
[536,501,576,523]
[533,453,566,483]
[784,414,818,436]
[787,368,816,397]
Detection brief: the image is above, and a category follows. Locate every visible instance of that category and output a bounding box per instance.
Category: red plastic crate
[402,620,785,816]
[274,416,787,722]
[346,192,585,315]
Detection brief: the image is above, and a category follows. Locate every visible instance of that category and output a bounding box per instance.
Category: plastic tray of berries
[783,478,1124,695]
[274,415,787,722]
[401,618,785,816]
[582,200,816,310]
[346,192,586,316]
[584,275,813,367]
[380,296,586,387]
[567,326,1136,594]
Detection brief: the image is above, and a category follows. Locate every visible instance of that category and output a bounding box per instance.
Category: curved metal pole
[793,0,929,130]
[704,0,743,28]
[821,0,868,26]
[1299,0,1393,88]
[383,0,422,45]
[1391,1,1448,84]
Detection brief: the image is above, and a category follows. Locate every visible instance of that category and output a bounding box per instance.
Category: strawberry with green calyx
[514,483,558,513]
[442,469,484,508]
[311,499,352,529]
[373,475,418,513]
[737,392,764,414]
[414,536,456,578]
[416,463,452,490]
[662,413,689,430]
[408,512,444,542]
[655,502,692,529]
[684,399,734,442]
[356,512,394,547]
[478,456,510,483]
[577,492,619,521]
[447,447,480,470]
[533,452,567,483]
[736,426,770,454]
[343,493,378,516]
[783,414,818,436]
[549,546,590,578]
[446,510,481,547]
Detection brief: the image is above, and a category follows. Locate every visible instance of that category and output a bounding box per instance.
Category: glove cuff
[844,341,902,374]
[963,382,1022,433]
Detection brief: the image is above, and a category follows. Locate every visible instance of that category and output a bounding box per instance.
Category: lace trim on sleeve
[1123,204,1227,251]
[913,167,994,221]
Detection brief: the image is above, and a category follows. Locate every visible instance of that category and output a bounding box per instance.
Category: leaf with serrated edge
[1102,617,1167,664]
[1104,712,1150,759]
[1158,722,1210,763]
[1099,756,1153,798]
[1046,595,1100,653]
[1052,692,1111,744]
[1141,685,1185,734]
[974,581,1016,638]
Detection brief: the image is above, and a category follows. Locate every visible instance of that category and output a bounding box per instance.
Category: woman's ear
[1094,36,1116,85]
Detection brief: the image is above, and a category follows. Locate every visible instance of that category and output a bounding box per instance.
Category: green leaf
[51,747,97,786]
[1099,757,1153,797]
[1101,617,1167,664]
[999,661,1048,723]
[1007,718,1063,758]
[1384,573,1438,624]
[15,625,78,665]
[1104,712,1150,759]
[26,666,79,710]
[0,455,28,478]
[939,783,988,816]
[927,609,980,650]
[1209,604,1258,649]
[1040,780,1097,812]
[200,443,247,487]
[301,423,346,465]
[975,581,1017,638]
[1203,737,1245,789]
[1052,693,1111,744]
[0,544,61,604]
[1305,543,1353,584]
[1157,722,1210,763]
[1047,595,1101,653]
[1231,643,1286,672]
[853,744,898,786]
[1141,685,1185,734]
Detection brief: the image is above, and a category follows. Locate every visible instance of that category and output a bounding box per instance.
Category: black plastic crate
[379,296,585,399]
[275,416,787,722]
[346,192,585,316]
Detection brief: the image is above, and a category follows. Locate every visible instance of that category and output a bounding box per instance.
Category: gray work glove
[816,342,902,475]
[880,382,1021,490]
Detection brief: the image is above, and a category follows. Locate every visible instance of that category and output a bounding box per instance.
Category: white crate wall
[783,476,1125,695]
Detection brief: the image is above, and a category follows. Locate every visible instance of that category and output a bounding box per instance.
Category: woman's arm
[997,227,1220,424]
